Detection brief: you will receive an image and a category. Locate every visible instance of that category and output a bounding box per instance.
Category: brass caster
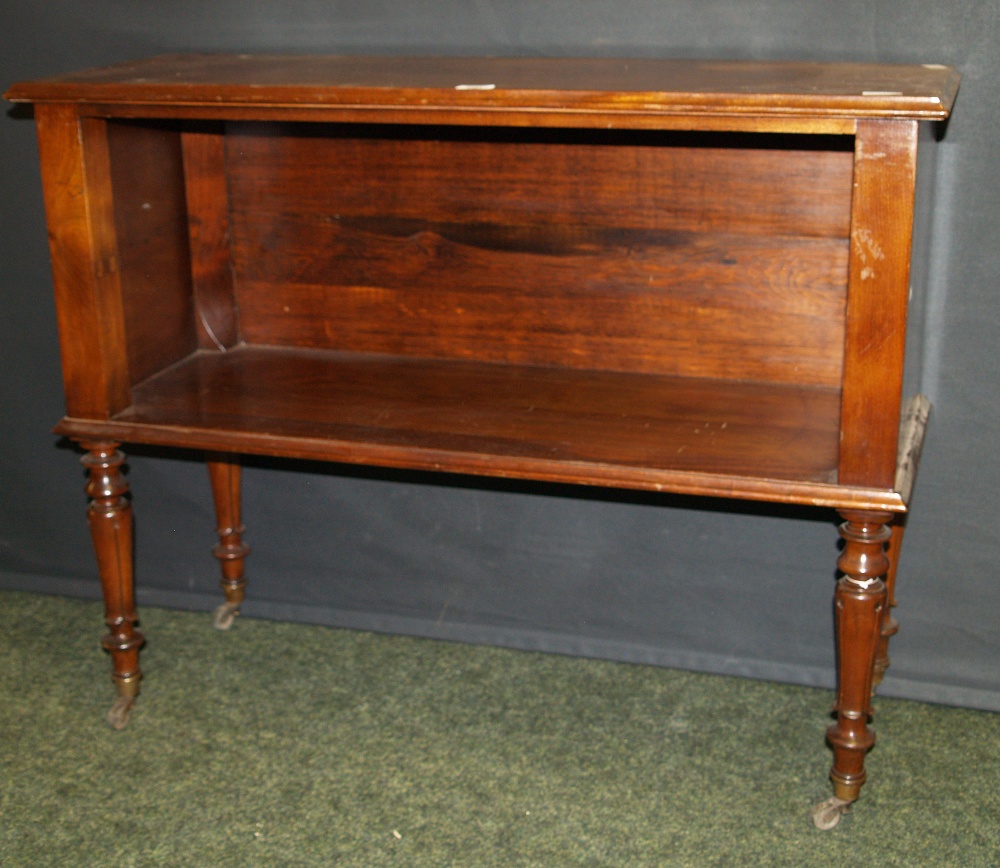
[812,796,853,830]
[106,695,134,730]
[212,601,241,631]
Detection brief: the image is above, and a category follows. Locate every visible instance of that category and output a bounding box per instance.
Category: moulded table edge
[54,415,908,512]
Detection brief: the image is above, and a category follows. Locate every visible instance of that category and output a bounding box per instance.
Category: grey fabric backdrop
[2,2,998,711]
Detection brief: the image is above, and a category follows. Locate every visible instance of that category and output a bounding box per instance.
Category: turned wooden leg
[872,515,906,691]
[207,453,249,630]
[80,441,144,730]
[813,510,891,829]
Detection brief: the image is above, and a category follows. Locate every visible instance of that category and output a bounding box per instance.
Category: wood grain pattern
[50,104,867,135]
[227,127,852,386]
[14,56,955,809]
[106,121,199,384]
[4,55,960,122]
[34,106,130,418]
[234,226,848,386]
[207,453,249,618]
[112,345,841,485]
[181,127,240,350]
[828,510,892,802]
[81,441,144,727]
[839,120,918,488]
[53,412,909,513]
[226,127,854,239]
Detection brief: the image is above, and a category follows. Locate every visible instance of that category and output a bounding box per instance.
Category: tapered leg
[872,515,906,691]
[80,441,144,729]
[207,453,249,630]
[813,509,891,829]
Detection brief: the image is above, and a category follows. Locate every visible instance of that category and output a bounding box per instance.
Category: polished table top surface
[5,54,959,120]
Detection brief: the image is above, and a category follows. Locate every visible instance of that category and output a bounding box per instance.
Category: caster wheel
[106,695,134,730]
[212,601,240,631]
[812,796,852,830]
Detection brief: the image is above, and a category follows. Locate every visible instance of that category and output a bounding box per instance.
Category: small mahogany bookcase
[6,55,958,828]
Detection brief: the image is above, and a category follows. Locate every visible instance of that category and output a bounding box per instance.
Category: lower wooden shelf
[55,344,904,511]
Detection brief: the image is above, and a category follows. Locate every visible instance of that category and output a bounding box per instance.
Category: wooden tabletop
[5,54,959,120]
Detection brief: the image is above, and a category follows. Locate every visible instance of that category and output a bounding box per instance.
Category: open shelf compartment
[79,342,848,496]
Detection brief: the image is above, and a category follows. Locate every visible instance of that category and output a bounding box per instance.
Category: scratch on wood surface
[853,228,885,280]
[857,143,888,161]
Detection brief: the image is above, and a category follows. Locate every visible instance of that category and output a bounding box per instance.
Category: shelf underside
[56,345,903,510]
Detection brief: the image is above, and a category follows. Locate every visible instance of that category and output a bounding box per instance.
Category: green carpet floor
[1,590,997,866]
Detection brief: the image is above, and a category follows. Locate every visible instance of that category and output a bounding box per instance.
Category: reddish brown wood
[115,346,842,484]
[226,128,851,386]
[828,510,892,803]
[54,412,908,514]
[65,104,871,134]
[34,106,131,419]
[107,121,199,385]
[4,55,959,122]
[80,441,144,727]
[227,127,855,238]
[839,120,919,488]
[232,233,848,386]
[182,128,240,350]
[8,56,957,816]
[207,453,249,628]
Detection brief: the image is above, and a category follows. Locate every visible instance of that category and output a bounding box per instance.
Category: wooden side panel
[181,127,240,350]
[839,120,919,488]
[34,106,130,418]
[226,126,854,385]
[106,121,199,385]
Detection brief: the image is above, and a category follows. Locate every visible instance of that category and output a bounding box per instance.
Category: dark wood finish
[53,410,909,514]
[6,55,957,826]
[182,127,241,351]
[227,127,852,386]
[5,55,959,122]
[34,106,131,419]
[119,345,842,482]
[81,442,144,729]
[812,508,894,829]
[107,121,199,385]
[839,120,919,488]
[207,453,249,630]
[829,513,893,796]
[227,126,855,237]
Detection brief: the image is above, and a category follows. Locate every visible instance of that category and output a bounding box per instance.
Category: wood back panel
[226,124,854,386]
